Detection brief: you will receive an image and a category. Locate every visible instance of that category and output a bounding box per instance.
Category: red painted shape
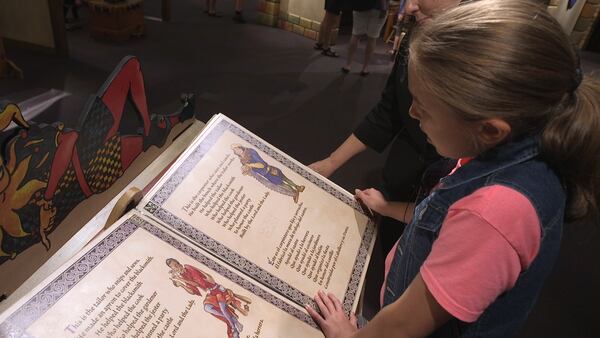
[45,131,78,200]
[120,135,144,169]
[102,58,151,142]
[129,62,151,136]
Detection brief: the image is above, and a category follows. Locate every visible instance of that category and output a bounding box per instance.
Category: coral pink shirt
[380,159,541,322]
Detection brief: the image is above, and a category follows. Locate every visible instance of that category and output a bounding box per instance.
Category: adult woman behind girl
[307,0,600,337]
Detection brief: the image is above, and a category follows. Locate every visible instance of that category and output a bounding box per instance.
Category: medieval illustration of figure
[166,258,251,338]
[0,56,194,263]
[231,144,305,203]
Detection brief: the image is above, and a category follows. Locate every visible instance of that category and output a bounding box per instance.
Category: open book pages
[0,212,321,337]
[0,114,376,337]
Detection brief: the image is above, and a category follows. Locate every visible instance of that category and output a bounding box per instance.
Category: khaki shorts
[352,9,387,39]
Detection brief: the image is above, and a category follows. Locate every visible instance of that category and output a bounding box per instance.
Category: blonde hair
[409,0,600,221]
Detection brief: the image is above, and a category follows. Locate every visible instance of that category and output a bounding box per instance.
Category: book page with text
[0,212,321,338]
[141,114,376,313]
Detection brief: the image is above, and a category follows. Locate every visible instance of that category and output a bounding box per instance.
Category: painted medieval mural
[0,56,195,264]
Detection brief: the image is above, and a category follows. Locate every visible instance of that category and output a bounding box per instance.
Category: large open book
[0,114,376,338]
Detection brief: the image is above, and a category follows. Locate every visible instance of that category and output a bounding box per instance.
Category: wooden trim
[47,0,69,56]
[103,187,143,230]
[0,35,24,79]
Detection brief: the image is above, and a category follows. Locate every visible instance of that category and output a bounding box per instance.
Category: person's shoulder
[452,185,536,217]
[449,185,540,242]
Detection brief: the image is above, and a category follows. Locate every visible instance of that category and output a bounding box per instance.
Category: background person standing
[342,0,389,76]
[315,0,350,57]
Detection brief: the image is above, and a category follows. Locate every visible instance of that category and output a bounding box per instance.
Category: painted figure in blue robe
[231,144,305,203]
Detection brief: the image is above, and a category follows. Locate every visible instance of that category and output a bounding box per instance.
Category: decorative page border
[0,215,318,337]
[143,117,375,313]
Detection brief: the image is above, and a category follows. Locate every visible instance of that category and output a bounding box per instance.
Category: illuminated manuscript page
[0,213,321,338]
[142,114,376,313]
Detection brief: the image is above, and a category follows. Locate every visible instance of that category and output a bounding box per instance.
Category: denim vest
[383,136,565,338]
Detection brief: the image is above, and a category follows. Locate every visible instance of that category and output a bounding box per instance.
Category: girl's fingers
[314,293,331,318]
[350,313,358,327]
[329,292,343,312]
[319,290,336,313]
[305,304,325,326]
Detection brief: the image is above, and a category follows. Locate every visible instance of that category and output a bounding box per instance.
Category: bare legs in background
[315,11,340,57]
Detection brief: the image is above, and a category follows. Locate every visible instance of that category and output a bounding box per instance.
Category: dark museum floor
[1,0,599,336]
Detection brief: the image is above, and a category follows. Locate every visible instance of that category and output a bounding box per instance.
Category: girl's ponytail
[541,76,600,222]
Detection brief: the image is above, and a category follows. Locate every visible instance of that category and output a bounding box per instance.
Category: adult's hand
[308,157,338,178]
[308,134,368,178]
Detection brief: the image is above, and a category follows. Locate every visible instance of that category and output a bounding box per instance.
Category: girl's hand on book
[355,188,389,217]
[306,290,358,338]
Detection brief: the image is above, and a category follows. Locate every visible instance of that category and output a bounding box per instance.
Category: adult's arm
[309,134,368,177]
[353,46,409,153]
[309,48,410,177]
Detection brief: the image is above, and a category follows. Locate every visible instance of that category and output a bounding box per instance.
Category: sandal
[321,48,339,58]
[360,71,370,77]
[341,67,350,74]
[314,42,324,50]
[208,12,223,17]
